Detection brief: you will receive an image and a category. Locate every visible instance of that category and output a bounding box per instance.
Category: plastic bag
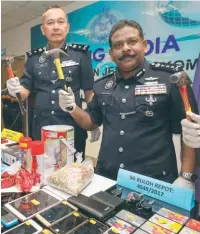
[47,158,94,196]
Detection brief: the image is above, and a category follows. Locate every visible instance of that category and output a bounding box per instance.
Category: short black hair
[42,5,67,24]
[109,20,144,47]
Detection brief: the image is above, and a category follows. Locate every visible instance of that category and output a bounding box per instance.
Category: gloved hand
[90,127,101,142]
[173,177,195,192]
[58,87,76,113]
[6,77,21,98]
[181,111,200,148]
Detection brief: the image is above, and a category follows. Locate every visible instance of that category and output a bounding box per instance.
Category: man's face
[41,8,69,44]
[109,26,147,72]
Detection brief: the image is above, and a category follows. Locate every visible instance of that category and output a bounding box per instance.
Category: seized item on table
[47,158,94,196]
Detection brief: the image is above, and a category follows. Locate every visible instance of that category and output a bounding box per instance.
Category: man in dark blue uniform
[59,20,198,190]
[6,5,100,159]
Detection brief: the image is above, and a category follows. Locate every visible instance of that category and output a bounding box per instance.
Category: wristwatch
[180,172,197,183]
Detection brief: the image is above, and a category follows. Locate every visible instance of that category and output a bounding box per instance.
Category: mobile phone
[70,219,109,234]
[103,227,120,233]
[3,219,42,234]
[116,209,146,227]
[36,201,78,227]
[106,216,136,233]
[50,212,87,234]
[1,207,18,228]
[5,188,62,221]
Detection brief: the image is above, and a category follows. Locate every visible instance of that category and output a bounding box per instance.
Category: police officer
[181,112,200,148]
[59,20,198,189]
[6,5,100,159]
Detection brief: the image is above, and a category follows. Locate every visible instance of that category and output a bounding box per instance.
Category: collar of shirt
[46,42,67,51]
[115,60,150,85]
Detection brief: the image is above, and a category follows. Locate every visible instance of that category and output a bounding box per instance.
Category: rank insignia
[151,62,184,73]
[105,80,114,90]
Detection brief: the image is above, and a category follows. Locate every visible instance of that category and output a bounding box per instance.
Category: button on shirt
[86,61,198,180]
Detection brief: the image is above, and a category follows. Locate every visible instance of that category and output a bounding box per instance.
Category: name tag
[135,84,167,95]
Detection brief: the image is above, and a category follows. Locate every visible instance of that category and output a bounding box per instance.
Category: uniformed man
[182,112,200,148]
[6,5,100,159]
[59,20,198,189]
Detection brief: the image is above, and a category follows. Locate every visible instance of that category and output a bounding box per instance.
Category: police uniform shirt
[20,43,94,139]
[86,60,198,180]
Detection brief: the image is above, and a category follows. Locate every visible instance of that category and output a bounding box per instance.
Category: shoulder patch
[68,43,90,52]
[26,47,45,57]
[150,62,184,73]
[94,72,114,84]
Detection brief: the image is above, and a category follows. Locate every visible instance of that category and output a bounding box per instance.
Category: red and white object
[41,125,75,169]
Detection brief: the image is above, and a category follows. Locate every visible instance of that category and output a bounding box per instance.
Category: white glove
[6,77,21,98]
[58,87,76,113]
[90,127,101,142]
[181,111,200,148]
[173,177,195,192]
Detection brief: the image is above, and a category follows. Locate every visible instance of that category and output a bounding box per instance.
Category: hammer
[43,48,73,111]
[169,71,192,120]
[5,57,26,115]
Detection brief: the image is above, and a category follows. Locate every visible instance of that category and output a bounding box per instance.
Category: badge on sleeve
[105,80,114,89]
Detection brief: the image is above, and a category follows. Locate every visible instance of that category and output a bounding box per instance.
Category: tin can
[41,125,74,169]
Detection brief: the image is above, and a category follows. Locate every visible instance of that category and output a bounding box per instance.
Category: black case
[68,194,115,221]
[90,191,124,209]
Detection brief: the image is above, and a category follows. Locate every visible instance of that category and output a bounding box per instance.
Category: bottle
[31,141,45,186]
[18,137,32,168]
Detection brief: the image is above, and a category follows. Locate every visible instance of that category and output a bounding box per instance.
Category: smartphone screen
[3,223,38,234]
[1,207,18,228]
[71,220,108,234]
[38,202,76,224]
[7,190,60,218]
[51,212,87,234]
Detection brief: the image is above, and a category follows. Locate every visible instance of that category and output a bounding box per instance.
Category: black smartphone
[36,201,78,227]
[70,219,108,234]
[3,220,42,234]
[50,212,87,234]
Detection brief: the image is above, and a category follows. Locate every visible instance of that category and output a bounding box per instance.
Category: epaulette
[67,43,90,52]
[94,72,114,84]
[150,62,184,73]
[26,47,45,57]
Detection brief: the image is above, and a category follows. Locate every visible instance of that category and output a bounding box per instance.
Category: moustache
[118,54,136,61]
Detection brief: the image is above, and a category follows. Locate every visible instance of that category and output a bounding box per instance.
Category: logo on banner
[86,7,118,44]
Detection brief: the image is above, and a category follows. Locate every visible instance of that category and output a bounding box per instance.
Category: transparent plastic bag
[47,158,94,196]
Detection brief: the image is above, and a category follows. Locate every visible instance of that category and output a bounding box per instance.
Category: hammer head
[42,48,68,59]
[169,71,191,87]
[5,56,14,66]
